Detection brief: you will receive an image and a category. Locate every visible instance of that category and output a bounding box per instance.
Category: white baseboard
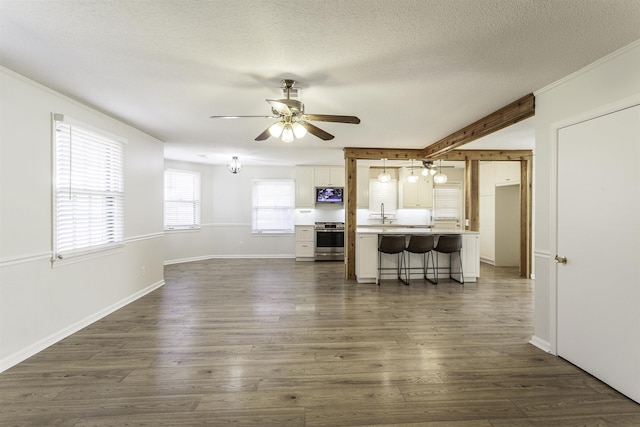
[0,279,165,373]
[529,335,552,353]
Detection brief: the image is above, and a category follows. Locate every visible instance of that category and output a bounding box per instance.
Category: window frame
[433,182,463,221]
[251,179,295,235]
[52,114,126,261]
[164,168,201,231]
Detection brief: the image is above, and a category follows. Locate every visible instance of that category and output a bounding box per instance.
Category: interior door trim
[548,93,640,356]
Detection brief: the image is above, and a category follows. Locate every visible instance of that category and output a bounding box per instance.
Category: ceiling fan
[210,79,360,142]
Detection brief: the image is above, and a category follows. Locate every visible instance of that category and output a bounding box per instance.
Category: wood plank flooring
[1,259,638,426]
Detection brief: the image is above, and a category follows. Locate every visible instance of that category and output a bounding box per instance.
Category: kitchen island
[356,228,480,284]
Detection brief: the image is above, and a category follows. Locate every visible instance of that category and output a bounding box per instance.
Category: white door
[556,104,640,403]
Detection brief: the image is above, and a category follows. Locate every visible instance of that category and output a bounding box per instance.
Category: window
[433,182,462,221]
[53,114,125,258]
[164,169,201,230]
[252,179,294,234]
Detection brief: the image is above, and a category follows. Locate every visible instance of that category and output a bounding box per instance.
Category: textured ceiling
[1,0,639,166]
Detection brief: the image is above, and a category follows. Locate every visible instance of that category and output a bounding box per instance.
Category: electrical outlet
[141,266,146,276]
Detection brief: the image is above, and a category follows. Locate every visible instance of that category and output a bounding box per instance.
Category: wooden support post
[465,160,479,231]
[520,158,532,278]
[345,156,358,280]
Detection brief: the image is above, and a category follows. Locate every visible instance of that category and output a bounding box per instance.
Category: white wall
[0,67,165,371]
[163,160,297,264]
[532,40,640,351]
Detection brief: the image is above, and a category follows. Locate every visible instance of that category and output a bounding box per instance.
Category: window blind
[54,115,125,258]
[164,169,201,229]
[252,179,294,234]
[433,183,462,220]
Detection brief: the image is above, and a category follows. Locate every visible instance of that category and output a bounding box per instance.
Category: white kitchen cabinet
[357,166,369,208]
[314,166,345,187]
[479,162,495,196]
[295,166,315,208]
[356,233,379,283]
[355,230,480,283]
[495,161,520,185]
[462,233,480,279]
[400,167,433,208]
[295,225,315,261]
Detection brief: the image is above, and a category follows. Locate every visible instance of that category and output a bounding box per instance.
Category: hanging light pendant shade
[407,159,419,183]
[433,159,448,184]
[377,158,391,183]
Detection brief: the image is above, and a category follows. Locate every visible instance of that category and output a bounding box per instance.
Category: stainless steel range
[314,222,345,261]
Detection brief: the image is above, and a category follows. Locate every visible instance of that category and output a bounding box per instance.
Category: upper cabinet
[295,166,345,208]
[357,167,369,208]
[494,161,520,185]
[295,166,315,208]
[400,167,433,208]
[314,166,345,187]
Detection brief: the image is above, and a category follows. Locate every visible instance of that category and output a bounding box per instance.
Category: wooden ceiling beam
[344,147,424,161]
[436,149,532,161]
[421,93,535,159]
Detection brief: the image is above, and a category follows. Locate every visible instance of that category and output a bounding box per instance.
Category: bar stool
[404,235,435,285]
[430,235,464,284]
[377,235,408,285]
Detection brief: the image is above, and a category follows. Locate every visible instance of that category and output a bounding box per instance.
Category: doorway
[555,103,640,403]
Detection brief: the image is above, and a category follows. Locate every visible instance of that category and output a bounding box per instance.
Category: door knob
[554,255,567,264]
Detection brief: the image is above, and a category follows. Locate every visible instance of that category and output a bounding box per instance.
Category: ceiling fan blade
[255,126,272,141]
[266,99,291,115]
[301,122,334,141]
[304,114,360,124]
[210,115,277,119]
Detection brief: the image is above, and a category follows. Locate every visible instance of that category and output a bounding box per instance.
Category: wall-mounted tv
[316,187,344,203]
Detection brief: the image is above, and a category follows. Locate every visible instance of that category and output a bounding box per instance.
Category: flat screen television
[316,187,344,203]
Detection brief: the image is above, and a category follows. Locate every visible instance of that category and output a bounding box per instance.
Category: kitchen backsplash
[294,207,431,226]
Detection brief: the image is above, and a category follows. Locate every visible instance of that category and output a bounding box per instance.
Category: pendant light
[377,158,391,183]
[433,159,448,184]
[227,156,242,174]
[406,159,419,183]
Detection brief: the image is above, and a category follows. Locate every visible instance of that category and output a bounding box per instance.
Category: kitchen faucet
[380,202,385,224]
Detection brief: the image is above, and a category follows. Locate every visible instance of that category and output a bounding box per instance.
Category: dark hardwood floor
[1,259,638,426]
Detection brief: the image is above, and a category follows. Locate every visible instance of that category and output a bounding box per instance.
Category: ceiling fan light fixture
[268,122,284,138]
[227,156,242,174]
[281,124,295,142]
[421,167,429,176]
[292,122,307,139]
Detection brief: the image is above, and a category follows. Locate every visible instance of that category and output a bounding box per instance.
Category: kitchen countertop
[356,227,478,235]
[356,224,434,228]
